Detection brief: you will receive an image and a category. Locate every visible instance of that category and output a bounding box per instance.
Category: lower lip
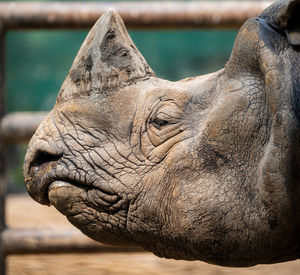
[48,181,73,191]
[47,181,76,213]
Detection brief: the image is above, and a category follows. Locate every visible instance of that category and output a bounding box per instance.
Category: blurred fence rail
[1,112,48,144]
[0,1,272,274]
[0,1,272,30]
[1,228,144,255]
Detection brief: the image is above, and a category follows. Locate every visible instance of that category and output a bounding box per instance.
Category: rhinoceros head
[24,0,300,266]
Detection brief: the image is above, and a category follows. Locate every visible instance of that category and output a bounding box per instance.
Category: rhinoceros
[23,0,300,267]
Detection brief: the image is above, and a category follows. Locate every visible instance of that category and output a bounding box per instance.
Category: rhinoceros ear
[260,0,300,46]
[59,11,155,100]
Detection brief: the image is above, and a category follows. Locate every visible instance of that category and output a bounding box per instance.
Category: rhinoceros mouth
[47,178,126,215]
[25,148,123,210]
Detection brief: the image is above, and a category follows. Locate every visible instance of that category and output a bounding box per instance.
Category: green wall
[6,30,237,112]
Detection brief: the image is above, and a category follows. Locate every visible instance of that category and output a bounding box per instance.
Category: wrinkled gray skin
[24,0,300,267]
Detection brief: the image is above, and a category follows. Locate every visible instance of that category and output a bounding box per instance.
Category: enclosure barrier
[0,1,272,274]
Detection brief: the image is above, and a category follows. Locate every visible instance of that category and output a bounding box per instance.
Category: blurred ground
[6,194,300,275]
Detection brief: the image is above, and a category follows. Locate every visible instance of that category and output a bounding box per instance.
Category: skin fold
[23,0,300,267]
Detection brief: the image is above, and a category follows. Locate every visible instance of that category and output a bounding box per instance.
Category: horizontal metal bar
[1,112,48,143]
[0,1,272,30]
[1,227,144,255]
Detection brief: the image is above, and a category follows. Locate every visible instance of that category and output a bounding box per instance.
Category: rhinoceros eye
[151,117,170,128]
[150,103,182,130]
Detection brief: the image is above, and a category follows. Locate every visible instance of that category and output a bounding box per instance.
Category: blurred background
[3,0,237,193]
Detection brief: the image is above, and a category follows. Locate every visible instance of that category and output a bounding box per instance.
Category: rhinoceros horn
[57,11,155,102]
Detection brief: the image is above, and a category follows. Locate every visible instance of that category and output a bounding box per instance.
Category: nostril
[31,150,62,168]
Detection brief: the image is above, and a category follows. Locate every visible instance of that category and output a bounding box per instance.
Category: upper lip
[25,164,57,206]
[24,145,64,205]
